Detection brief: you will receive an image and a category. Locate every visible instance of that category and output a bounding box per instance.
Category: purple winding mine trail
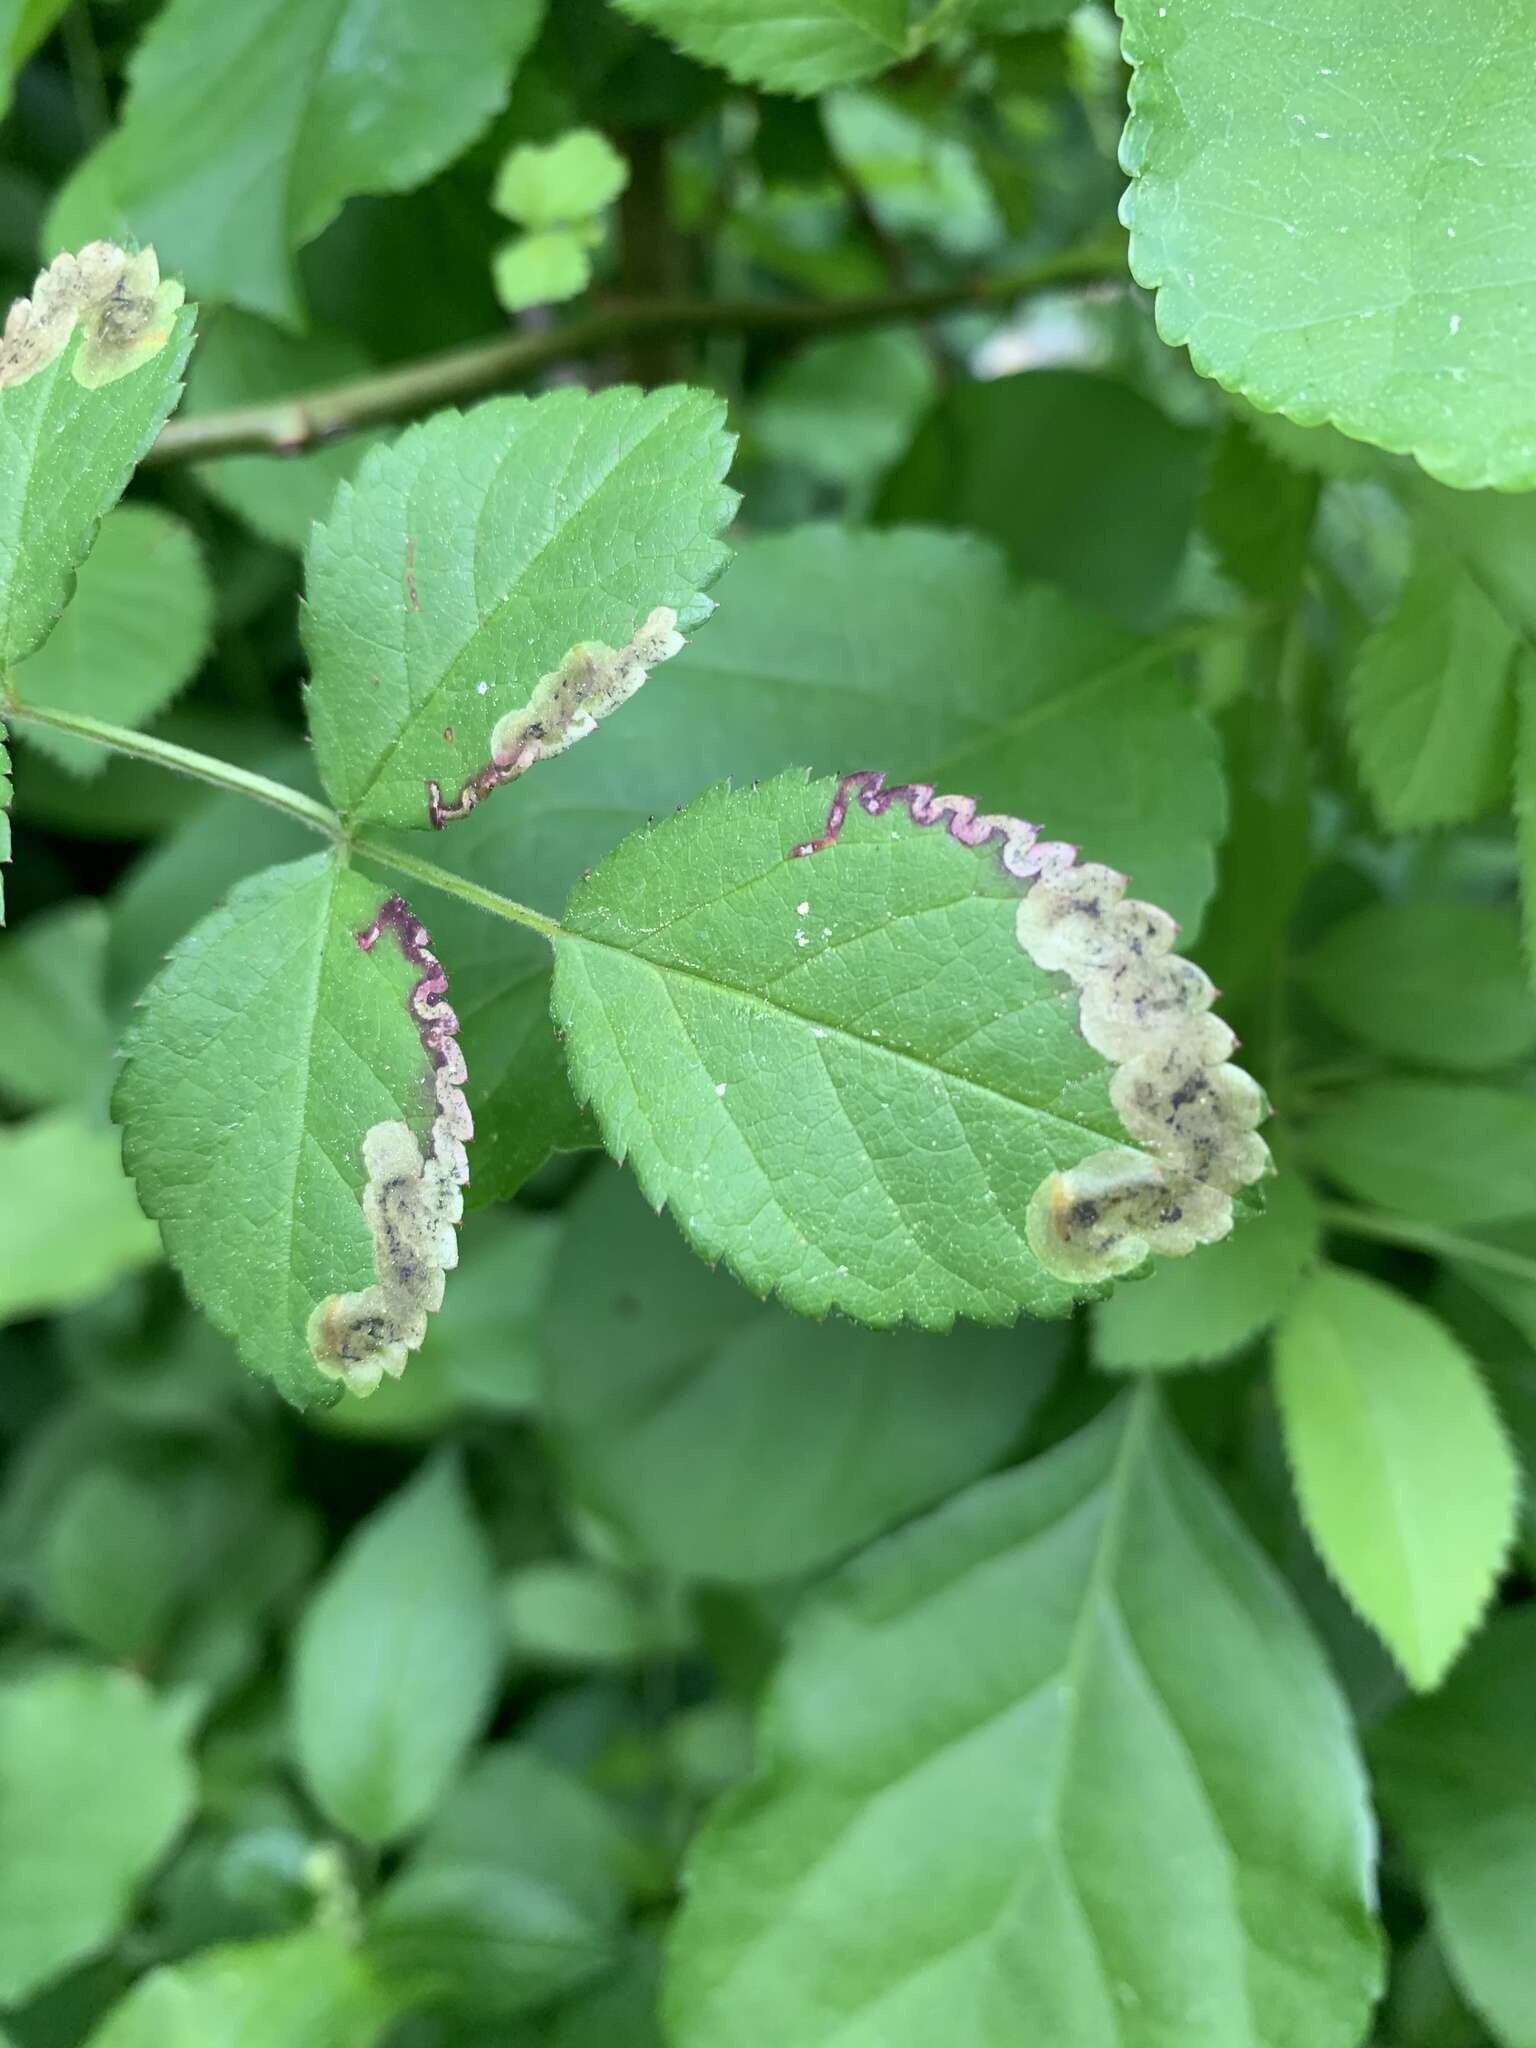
[356,896,470,1100]
[790,771,1077,882]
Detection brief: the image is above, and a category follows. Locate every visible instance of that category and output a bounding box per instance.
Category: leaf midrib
[346,390,702,818]
[557,926,1115,1147]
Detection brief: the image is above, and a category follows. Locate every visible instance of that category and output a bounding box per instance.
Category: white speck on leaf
[715,1081,727,1097]
[796,901,810,915]
[1450,313,1462,335]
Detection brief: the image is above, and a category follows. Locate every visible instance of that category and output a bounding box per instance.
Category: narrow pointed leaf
[667,1391,1382,2047]
[291,1458,500,1844]
[1274,1268,1516,1690]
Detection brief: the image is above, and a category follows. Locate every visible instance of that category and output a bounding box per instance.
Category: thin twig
[147,241,1125,466]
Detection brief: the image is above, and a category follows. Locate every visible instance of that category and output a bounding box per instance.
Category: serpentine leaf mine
[307,897,472,1395]
[426,605,685,825]
[793,771,1271,1284]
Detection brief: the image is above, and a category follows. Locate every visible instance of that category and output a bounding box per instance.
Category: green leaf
[1273,1268,1516,1690]
[492,228,595,313]
[12,506,212,776]
[541,1167,1062,1582]
[369,1744,629,2020]
[290,1457,500,1844]
[0,1664,195,2004]
[315,1210,559,1440]
[80,1929,395,2048]
[553,762,1272,1325]
[1518,655,1536,991]
[651,525,1224,929]
[611,0,914,94]
[303,385,737,830]
[493,130,630,228]
[0,1112,158,1324]
[0,250,194,668]
[667,1390,1382,2047]
[553,772,1112,1327]
[0,901,110,1109]
[426,522,1224,1204]
[114,852,474,1408]
[106,746,317,1004]
[47,0,545,329]
[1371,1609,1536,2048]
[1302,903,1536,1072]
[1345,556,1517,833]
[1093,1173,1320,1372]
[1305,1080,1536,1228]
[503,1561,661,1669]
[554,769,1269,1327]
[38,1466,178,1660]
[1121,0,1536,488]
[0,719,10,924]
[183,312,381,551]
[878,370,1207,630]
[1200,419,1319,606]
[751,331,936,490]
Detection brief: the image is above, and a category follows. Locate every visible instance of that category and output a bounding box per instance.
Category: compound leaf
[114,851,473,1409]
[0,1664,195,2004]
[1120,0,1536,489]
[48,0,545,327]
[667,1390,1383,2047]
[304,385,736,831]
[1274,1268,1517,1690]
[291,1457,500,1845]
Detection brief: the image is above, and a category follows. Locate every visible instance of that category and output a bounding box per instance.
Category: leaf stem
[3,699,343,839]
[1318,1203,1536,1287]
[3,698,563,943]
[351,835,561,942]
[146,241,1125,465]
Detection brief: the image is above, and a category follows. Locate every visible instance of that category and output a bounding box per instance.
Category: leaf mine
[0,243,185,392]
[307,897,473,1396]
[425,606,685,826]
[793,771,1272,1284]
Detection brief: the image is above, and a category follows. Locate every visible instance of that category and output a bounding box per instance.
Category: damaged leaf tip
[0,243,185,393]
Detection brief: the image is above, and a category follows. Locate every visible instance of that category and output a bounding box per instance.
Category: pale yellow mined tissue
[790,774,1272,1288]
[427,606,686,825]
[307,898,472,1397]
[0,243,184,392]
